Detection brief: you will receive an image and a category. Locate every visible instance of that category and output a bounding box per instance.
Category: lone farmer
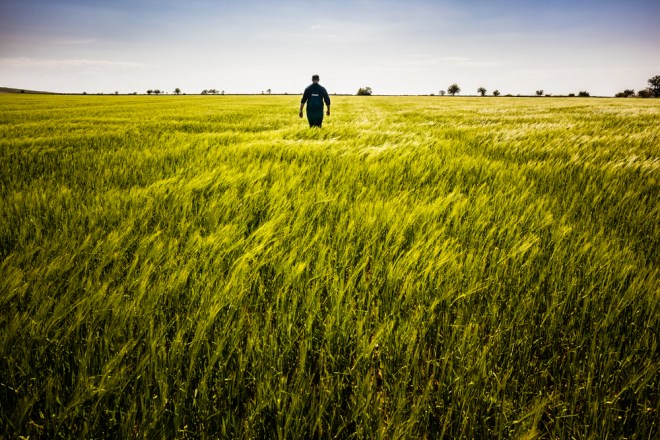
[299,74,330,127]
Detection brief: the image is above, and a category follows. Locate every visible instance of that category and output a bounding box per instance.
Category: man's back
[302,83,330,110]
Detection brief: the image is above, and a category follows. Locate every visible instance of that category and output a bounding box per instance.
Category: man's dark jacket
[301,83,330,111]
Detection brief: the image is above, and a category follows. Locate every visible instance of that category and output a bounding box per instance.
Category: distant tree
[493,90,500,96]
[439,90,446,96]
[578,91,590,97]
[536,90,544,96]
[147,89,153,95]
[477,87,487,96]
[114,91,119,95]
[83,92,87,95]
[221,90,225,95]
[568,93,575,97]
[266,88,271,95]
[615,89,635,98]
[638,88,653,98]
[357,87,372,96]
[447,84,460,96]
[154,89,161,95]
[174,88,181,95]
[648,75,660,97]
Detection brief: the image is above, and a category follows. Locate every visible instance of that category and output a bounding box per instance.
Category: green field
[1,95,658,438]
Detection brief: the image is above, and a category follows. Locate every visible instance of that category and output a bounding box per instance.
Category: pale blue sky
[1,0,659,95]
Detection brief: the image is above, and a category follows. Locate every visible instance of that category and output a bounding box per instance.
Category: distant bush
[578,91,590,97]
[638,89,653,98]
[615,89,635,98]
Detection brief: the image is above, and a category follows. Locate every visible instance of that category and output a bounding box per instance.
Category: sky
[1,0,659,96]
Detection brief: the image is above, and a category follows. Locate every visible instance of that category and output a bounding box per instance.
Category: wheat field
[1,94,658,438]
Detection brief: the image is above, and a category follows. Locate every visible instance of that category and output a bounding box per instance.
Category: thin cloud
[47,39,97,46]
[438,57,503,68]
[0,57,144,68]
[390,56,503,68]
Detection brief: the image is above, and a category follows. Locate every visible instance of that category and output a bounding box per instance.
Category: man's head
[312,74,320,83]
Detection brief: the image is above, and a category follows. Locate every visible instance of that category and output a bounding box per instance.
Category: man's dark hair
[312,74,320,81]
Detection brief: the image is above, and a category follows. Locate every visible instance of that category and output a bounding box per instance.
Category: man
[299,74,330,127]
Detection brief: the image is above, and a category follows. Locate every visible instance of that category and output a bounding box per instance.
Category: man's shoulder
[304,83,328,95]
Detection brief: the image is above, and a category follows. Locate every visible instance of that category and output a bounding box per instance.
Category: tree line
[615,75,660,98]
[354,75,660,97]
[136,75,660,97]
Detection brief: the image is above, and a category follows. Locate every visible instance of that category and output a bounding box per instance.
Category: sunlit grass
[1,94,658,438]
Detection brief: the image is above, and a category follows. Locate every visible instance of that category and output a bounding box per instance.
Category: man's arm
[323,89,331,116]
[299,88,309,118]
